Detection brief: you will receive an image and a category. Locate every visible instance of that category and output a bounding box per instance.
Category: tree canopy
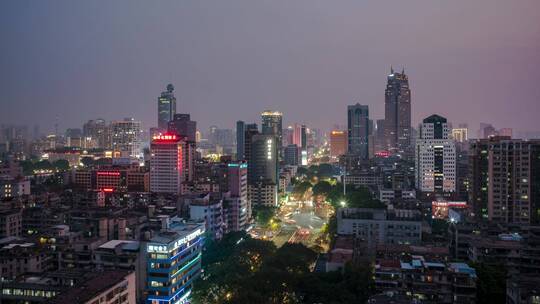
[193,232,375,304]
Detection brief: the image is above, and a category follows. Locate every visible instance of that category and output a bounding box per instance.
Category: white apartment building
[415,114,456,193]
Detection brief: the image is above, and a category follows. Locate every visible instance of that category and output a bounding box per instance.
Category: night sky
[1,1,539,135]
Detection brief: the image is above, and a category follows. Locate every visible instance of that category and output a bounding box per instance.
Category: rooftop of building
[339,208,422,222]
[149,217,205,245]
[49,270,132,304]
[97,239,140,251]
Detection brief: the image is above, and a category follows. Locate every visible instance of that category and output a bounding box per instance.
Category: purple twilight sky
[1,0,539,136]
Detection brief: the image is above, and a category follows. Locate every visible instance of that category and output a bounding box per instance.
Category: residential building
[50,270,136,304]
[415,114,456,194]
[337,208,422,247]
[110,118,142,159]
[469,137,540,224]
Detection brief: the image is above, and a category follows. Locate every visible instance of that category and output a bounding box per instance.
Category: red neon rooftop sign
[152,134,178,141]
[97,171,120,176]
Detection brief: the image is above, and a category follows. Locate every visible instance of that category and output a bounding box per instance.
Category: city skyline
[1,1,539,135]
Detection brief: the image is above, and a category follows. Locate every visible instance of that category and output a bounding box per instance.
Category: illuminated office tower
[261,111,283,158]
[347,103,370,159]
[145,218,204,304]
[150,134,185,194]
[384,68,411,155]
[415,115,456,194]
[248,134,278,207]
[249,134,278,184]
[110,118,142,159]
[157,84,177,131]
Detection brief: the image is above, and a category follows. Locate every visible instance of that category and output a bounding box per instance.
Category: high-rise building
[249,134,278,184]
[157,84,176,131]
[243,124,259,163]
[478,123,497,139]
[110,118,142,159]
[451,128,468,143]
[283,126,294,147]
[498,128,513,138]
[330,130,347,158]
[168,114,196,142]
[83,119,110,149]
[261,111,283,158]
[292,124,303,148]
[150,134,184,194]
[146,218,204,304]
[300,124,308,165]
[284,144,299,166]
[168,114,197,183]
[226,162,250,230]
[347,103,370,159]
[384,68,411,155]
[470,137,540,224]
[236,121,246,160]
[415,114,456,194]
[374,119,386,153]
[248,134,278,207]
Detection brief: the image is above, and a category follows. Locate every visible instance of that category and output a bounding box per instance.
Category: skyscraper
[261,111,283,158]
[249,134,278,184]
[157,84,176,131]
[347,103,370,159]
[384,68,411,155]
[236,121,246,160]
[243,123,259,163]
[248,134,279,207]
[415,114,456,194]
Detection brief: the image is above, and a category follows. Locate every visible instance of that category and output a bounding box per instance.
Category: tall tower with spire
[384,67,411,155]
[157,84,177,131]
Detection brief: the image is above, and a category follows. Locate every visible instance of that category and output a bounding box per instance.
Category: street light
[340,201,346,207]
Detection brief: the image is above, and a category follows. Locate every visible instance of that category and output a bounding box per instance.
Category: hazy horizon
[1,1,539,135]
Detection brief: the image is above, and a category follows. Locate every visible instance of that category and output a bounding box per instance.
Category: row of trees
[19,159,70,175]
[293,179,385,210]
[193,232,374,304]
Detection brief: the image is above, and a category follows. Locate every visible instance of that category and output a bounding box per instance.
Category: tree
[293,181,312,198]
[472,262,507,304]
[193,232,377,304]
[53,159,70,171]
[346,186,385,209]
[317,163,335,178]
[80,157,94,167]
[253,206,276,227]
[312,181,332,197]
